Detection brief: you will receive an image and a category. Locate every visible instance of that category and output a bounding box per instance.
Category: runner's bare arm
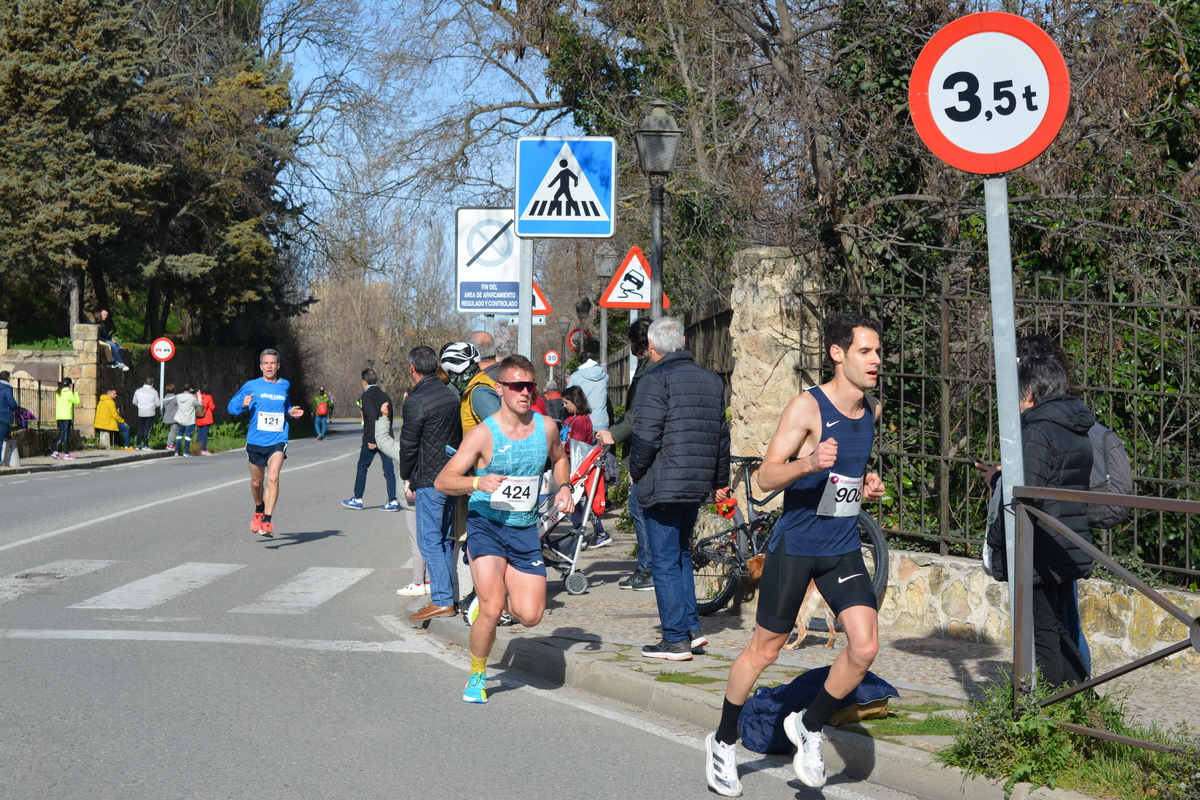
[434,425,501,495]
[757,392,836,492]
[862,394,885,501]
[547,425,575,513]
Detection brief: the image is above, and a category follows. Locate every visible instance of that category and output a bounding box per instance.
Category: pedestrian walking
[52,378,81,460]
[341,369,398,511]
[0,370,17,464]
[312,386,332,440]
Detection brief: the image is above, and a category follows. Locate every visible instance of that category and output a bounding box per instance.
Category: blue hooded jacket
[568,359,609,431]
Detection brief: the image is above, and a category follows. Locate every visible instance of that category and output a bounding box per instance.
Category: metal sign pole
[518,238,533,358]
[984,175,1033,688]
[158,360,165,403]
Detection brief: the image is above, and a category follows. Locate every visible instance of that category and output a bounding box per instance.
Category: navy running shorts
[466,511,547,577]
[246,442,288,468]
[756,540,877,634]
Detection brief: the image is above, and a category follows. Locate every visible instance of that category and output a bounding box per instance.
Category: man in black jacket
[630,317,731,661]
[395,346,463,620]
[983,352,1094,688]
[342,368,398,511]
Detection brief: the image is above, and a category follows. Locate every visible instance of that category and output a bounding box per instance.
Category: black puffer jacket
[395,375,462,489]
[360,385,392,446]
[630,350,730,507]
[987,394,1095,585]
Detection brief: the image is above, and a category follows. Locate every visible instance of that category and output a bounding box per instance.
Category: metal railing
[1011,485,1199,753]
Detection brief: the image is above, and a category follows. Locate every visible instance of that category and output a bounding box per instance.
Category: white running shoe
[395,582,429,597]
[783,710,826,787]
[704,732,743,797]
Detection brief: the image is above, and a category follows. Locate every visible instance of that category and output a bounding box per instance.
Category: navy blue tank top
[770,386,876,557]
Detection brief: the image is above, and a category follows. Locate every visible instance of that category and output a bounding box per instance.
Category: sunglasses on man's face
[498,381,537,394]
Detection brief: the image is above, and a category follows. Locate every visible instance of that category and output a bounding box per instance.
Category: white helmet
[440,341,479,374]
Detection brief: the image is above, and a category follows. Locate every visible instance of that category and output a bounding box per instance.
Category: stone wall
[881,551,1200,670]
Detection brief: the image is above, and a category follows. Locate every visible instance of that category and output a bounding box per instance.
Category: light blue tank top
[468,414,548,528]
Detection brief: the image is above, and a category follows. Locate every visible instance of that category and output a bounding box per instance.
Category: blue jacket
[0,380,16,425]
[568,360,609,431]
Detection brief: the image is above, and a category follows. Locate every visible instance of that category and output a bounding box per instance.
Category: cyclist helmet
[440,341,479,374]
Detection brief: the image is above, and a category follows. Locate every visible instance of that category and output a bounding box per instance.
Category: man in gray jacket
[630,317,730,661]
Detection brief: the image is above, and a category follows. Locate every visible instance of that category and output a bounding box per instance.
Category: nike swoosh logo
[826,421,839,427]
[838,573,864,584]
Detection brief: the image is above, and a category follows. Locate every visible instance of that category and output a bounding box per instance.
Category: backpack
[1087,423,1134,529]
[317,401,328,416]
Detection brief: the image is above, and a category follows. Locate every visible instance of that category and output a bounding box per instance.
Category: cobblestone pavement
[522,518,1198,733]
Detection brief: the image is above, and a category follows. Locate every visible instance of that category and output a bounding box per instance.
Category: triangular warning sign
[532,281,552,315]
[599,247,670,309]
[518,143,611,222]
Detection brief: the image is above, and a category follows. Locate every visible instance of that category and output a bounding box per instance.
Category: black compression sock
[803,686,842,732]
[716,697,743,745]
[262,514,272,523]
[255,504,265,513]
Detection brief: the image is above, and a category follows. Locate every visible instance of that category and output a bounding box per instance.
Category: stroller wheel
[565,571,589,595]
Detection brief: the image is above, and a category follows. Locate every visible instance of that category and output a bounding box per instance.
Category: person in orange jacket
[195,385,217,455]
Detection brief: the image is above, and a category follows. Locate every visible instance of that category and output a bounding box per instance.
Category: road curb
[1,449,175,475]
[424,615,1096,800]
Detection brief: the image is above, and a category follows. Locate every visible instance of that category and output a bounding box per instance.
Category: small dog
[746,557,837,650]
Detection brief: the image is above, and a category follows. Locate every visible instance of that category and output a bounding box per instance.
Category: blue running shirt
[469,414,548,528]
[227,377,293,447]
[770,386,875,557]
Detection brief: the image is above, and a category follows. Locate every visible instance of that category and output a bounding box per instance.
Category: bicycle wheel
[692,524,741,615]
[857,510,890,602]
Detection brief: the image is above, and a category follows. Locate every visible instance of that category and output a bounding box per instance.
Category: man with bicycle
[705,312,885,797]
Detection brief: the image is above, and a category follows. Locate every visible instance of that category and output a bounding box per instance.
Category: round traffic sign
[544,350,560,367]
[909,12,1069,174]
[568,329,591,353]
[151,337,175,362]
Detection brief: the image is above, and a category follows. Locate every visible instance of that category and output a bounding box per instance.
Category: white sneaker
[395,582,430,597]
[704,732,743,797]
[783,710,826,787]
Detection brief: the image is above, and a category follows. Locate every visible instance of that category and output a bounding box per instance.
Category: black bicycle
[691,455,890,615]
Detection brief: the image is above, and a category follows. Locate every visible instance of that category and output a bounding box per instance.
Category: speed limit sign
[151,337,175,362]
[909,12,1069,174]
[544,350,560,367]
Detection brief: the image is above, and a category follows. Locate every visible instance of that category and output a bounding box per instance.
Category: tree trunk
[88,262,110,316]
[55,260,84,337]
[157,287,172,338]
[145,278,162,340]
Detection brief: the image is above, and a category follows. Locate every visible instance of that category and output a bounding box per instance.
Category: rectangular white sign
[456,207,520,314]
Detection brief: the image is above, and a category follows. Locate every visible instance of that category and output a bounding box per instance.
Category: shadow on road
[263,529,345,549]
[889,635,1004,700]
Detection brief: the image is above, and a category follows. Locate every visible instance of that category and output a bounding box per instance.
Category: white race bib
[816,472,863,517]
[257,411,285,433]
[490,475,540,512]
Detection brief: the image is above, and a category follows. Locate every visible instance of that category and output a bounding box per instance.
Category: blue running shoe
[380,500,400,512]
[341,497,363,510]
[463,672,488,704]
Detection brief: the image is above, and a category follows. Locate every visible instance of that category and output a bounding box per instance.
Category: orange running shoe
[250,512,264,533]
[259,520,274,538]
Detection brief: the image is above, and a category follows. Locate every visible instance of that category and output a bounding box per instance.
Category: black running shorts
[756,540,877,634]
[246,442,287,467]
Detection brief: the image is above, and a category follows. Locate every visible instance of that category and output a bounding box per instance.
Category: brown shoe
[409,603,456,621]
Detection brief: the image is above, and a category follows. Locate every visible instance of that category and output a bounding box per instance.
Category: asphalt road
[1,423,921,800]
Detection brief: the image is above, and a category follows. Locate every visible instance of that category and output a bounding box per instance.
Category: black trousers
[136,416,155,447]
[1031,582,1089,689]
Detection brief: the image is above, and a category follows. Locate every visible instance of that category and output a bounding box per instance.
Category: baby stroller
[537,439,609,595]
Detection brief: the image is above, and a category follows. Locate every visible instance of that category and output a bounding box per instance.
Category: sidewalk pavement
[0,445,176,474]
[409,514,1197,800]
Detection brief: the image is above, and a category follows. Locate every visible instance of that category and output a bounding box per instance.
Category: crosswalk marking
[228,567,373,615]
[0,560,121,604]
[70,562,244,609]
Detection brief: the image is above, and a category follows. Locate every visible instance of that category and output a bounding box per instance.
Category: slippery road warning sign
[599,247,670,310]
[515,137,616,238]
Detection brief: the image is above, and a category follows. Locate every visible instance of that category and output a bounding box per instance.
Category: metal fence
[10,377,57,429]
[823,270,1200,581]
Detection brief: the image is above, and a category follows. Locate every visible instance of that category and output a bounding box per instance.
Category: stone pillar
[71,323,100,435]
[727,248,825,461]
[0,321,8,357]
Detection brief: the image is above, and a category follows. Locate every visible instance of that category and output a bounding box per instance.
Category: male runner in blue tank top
[227,349,305,538]
[704,313,886,797]
[435,354,575,704]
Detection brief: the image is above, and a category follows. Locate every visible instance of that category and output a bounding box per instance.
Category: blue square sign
[515,137,616,238]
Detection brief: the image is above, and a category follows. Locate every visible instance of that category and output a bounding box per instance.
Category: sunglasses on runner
[498,381,537,394]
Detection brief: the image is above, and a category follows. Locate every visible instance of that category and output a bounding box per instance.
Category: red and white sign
[532,280,552,315]
[599,246,670,310]
[909,12,1069,175]
[544,350,560,367]
[567,328,594,353]
[151,337,175,362]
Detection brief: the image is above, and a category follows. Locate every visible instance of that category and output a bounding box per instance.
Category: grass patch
[848,711,963,739]
[937,670,1200,799]
[655,672,721,685]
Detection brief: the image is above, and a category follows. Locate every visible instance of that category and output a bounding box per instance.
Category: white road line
[0,451,355,553]
[0,628,421,653]
[70,562,244,609]
[228,567,373,614]
[0,560,122,604]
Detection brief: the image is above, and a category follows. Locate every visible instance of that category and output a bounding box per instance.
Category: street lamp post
[634,101,682,320]
[593,242,619,368]
[557,316,571,378]
[575,297,593,362]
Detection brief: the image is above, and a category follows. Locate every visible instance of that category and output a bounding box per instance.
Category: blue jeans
[315,415,328,438]
[101,338,124,366]
[115,422,130,447]
[415,487,456,607]
[196,424,209,451]
[630,483,650,573]
[644,502,701,644]
[354,445,397,501]
[55,420,72,453]
[174,423,196,451]
[1061,580,1091,673]
[0,421,10,462]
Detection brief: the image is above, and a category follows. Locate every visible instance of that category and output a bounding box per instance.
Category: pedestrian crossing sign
[515,137,616,238]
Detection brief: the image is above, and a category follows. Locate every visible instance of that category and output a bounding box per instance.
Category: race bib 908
[816,472,863,517]
[257,411,285,433]
[490,475,540,512]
